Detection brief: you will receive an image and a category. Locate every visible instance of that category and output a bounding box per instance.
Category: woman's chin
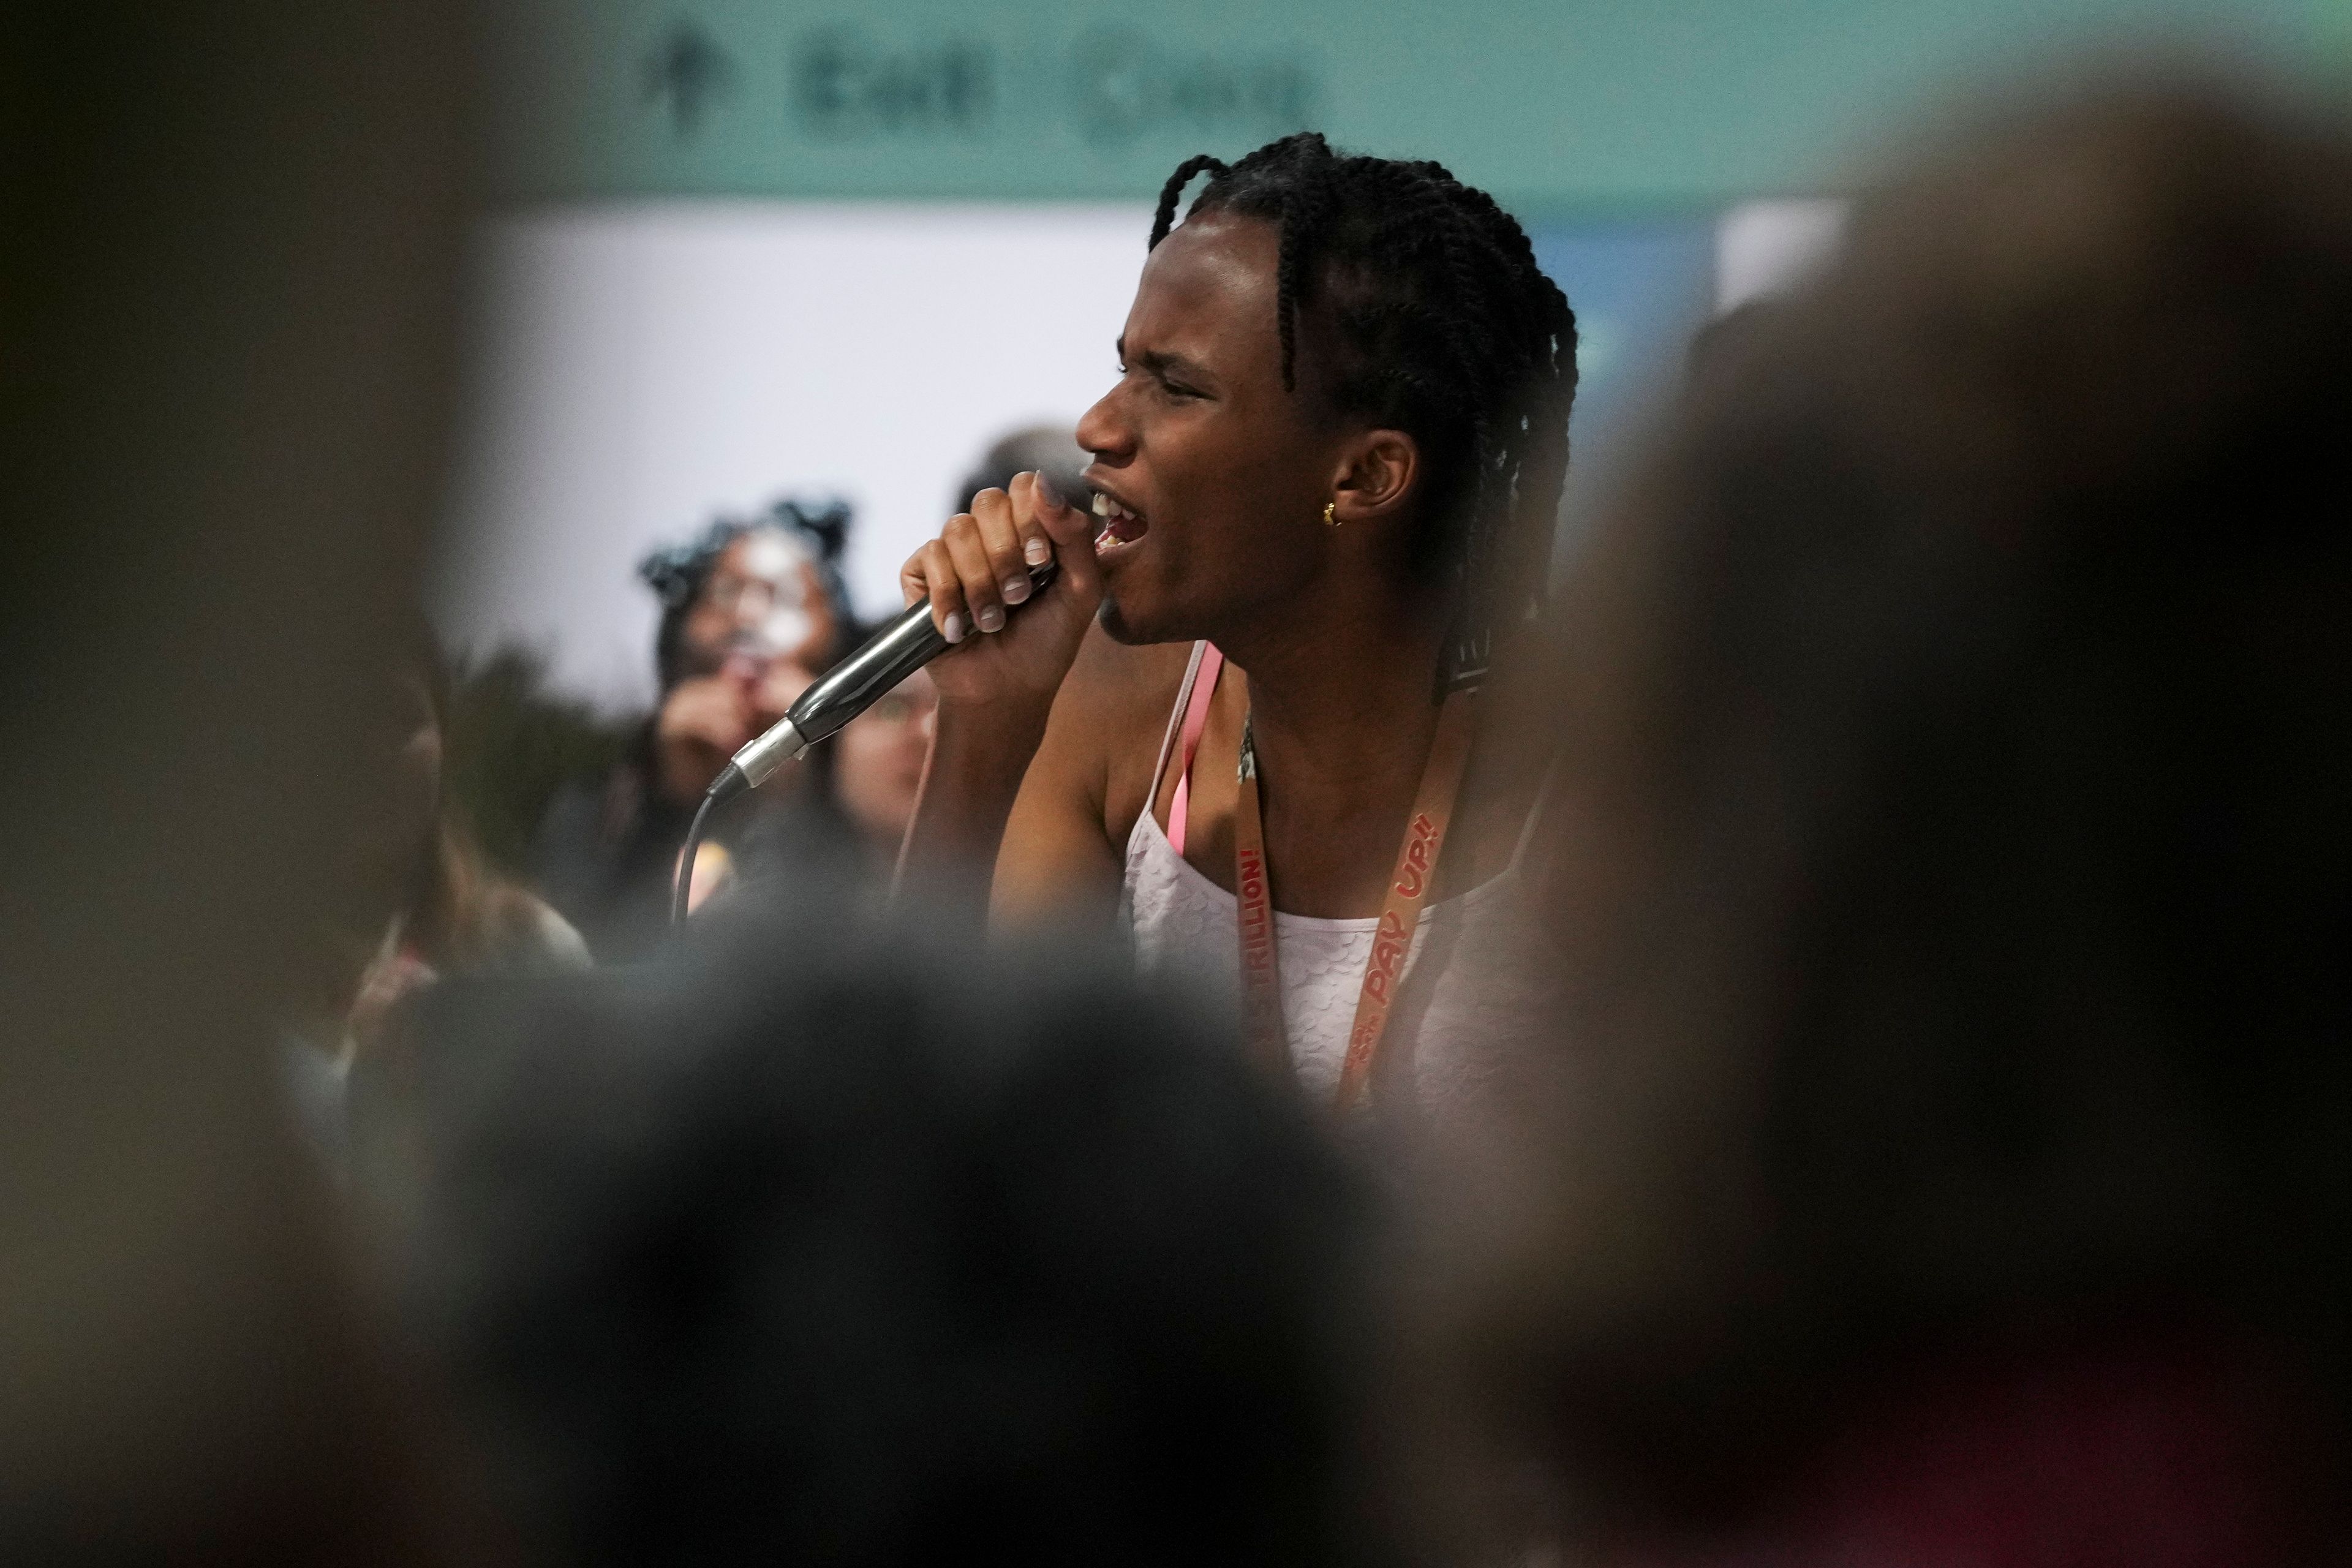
[1095,595,1151,646]
[1096,549,1209,646]
[1095,587,1186,648]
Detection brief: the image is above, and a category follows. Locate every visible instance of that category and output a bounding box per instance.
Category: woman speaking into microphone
[898,134,1578,1117]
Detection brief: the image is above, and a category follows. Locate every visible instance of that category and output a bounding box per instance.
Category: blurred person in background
[533,498,858,955]
[1423,85,2352,1567]
[952,422,1089,516]
[834,666,939,875]
[285,626,587,1177]
[895,134,1578,1123]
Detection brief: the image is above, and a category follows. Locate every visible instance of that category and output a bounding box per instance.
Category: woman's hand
[654,673,754,804]
[900,471,1101,712]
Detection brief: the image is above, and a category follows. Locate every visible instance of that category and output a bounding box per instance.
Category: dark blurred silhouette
[1,1,469,1558]
[364,906,1382,1568]
[1431,86,2352,1565]
[438,646,636,875]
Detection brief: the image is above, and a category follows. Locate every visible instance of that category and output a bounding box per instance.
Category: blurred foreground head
[382,908,1376,1567]
[1442,85,2352,1555]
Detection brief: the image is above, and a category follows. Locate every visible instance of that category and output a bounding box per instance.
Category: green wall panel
[487,0,2330,209]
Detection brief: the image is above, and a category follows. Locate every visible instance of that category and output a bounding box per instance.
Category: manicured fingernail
[1033,470,1063,508]
[976,604,1005,633]
[1023,537,1050,565]
[1001,575,1030,604]
[942,611,965,643]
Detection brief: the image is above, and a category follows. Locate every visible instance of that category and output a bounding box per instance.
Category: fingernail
[1033,470,1063,508]
[942,611,965,644]
[1001,575,1030,604]
[1023,537,1051,565]
[976,604,1005,633]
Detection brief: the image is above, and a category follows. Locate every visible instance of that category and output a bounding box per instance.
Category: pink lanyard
[1168,645,1477,1110]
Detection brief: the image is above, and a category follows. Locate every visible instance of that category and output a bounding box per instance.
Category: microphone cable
[670,789,723,925]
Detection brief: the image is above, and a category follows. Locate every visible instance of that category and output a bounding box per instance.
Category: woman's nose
[733,582,775,626]
[1074,385,1131,461]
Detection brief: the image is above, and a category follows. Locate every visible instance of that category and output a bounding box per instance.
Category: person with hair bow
[533,498,863,954]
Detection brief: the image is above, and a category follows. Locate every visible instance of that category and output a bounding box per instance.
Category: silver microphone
[704,553,1060,807]
[671,475,1085,924]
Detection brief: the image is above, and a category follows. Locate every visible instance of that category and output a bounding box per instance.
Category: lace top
[1119,643,1558,1118]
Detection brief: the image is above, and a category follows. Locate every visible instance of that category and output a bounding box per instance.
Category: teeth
[1090,492,1136,522]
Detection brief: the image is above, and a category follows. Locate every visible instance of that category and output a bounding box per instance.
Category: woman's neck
[1215,579,1451,801]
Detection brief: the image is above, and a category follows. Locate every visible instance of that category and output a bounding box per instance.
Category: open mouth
[1090,491,1148,552]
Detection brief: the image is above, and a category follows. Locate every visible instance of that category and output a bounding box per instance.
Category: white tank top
[1120,643,1559,1118]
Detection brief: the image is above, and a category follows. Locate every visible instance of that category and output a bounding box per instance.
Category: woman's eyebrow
[1114,336,1215,386]
[1135,347,1213,385]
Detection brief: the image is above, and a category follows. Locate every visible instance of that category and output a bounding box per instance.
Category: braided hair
[1150,134,1577,690]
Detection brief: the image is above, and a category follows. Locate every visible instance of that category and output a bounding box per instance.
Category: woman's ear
[1329,429,1419,525]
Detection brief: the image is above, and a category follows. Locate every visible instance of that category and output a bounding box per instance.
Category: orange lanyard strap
[1229,682,1479,1110]
[1230,711,1289,1076]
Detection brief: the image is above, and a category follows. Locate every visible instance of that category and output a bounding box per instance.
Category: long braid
[1147,135,1580,689]
[1150,155,1229,249]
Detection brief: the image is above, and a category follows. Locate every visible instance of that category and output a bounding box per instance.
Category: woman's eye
[1114,360,1197,399]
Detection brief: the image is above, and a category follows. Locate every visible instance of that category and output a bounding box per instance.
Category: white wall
[434,202,1152,712]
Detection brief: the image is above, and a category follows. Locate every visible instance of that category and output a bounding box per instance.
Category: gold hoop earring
[1322,500,1340,528]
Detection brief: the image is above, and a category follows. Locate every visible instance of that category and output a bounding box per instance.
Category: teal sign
[489,0,2329,209]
